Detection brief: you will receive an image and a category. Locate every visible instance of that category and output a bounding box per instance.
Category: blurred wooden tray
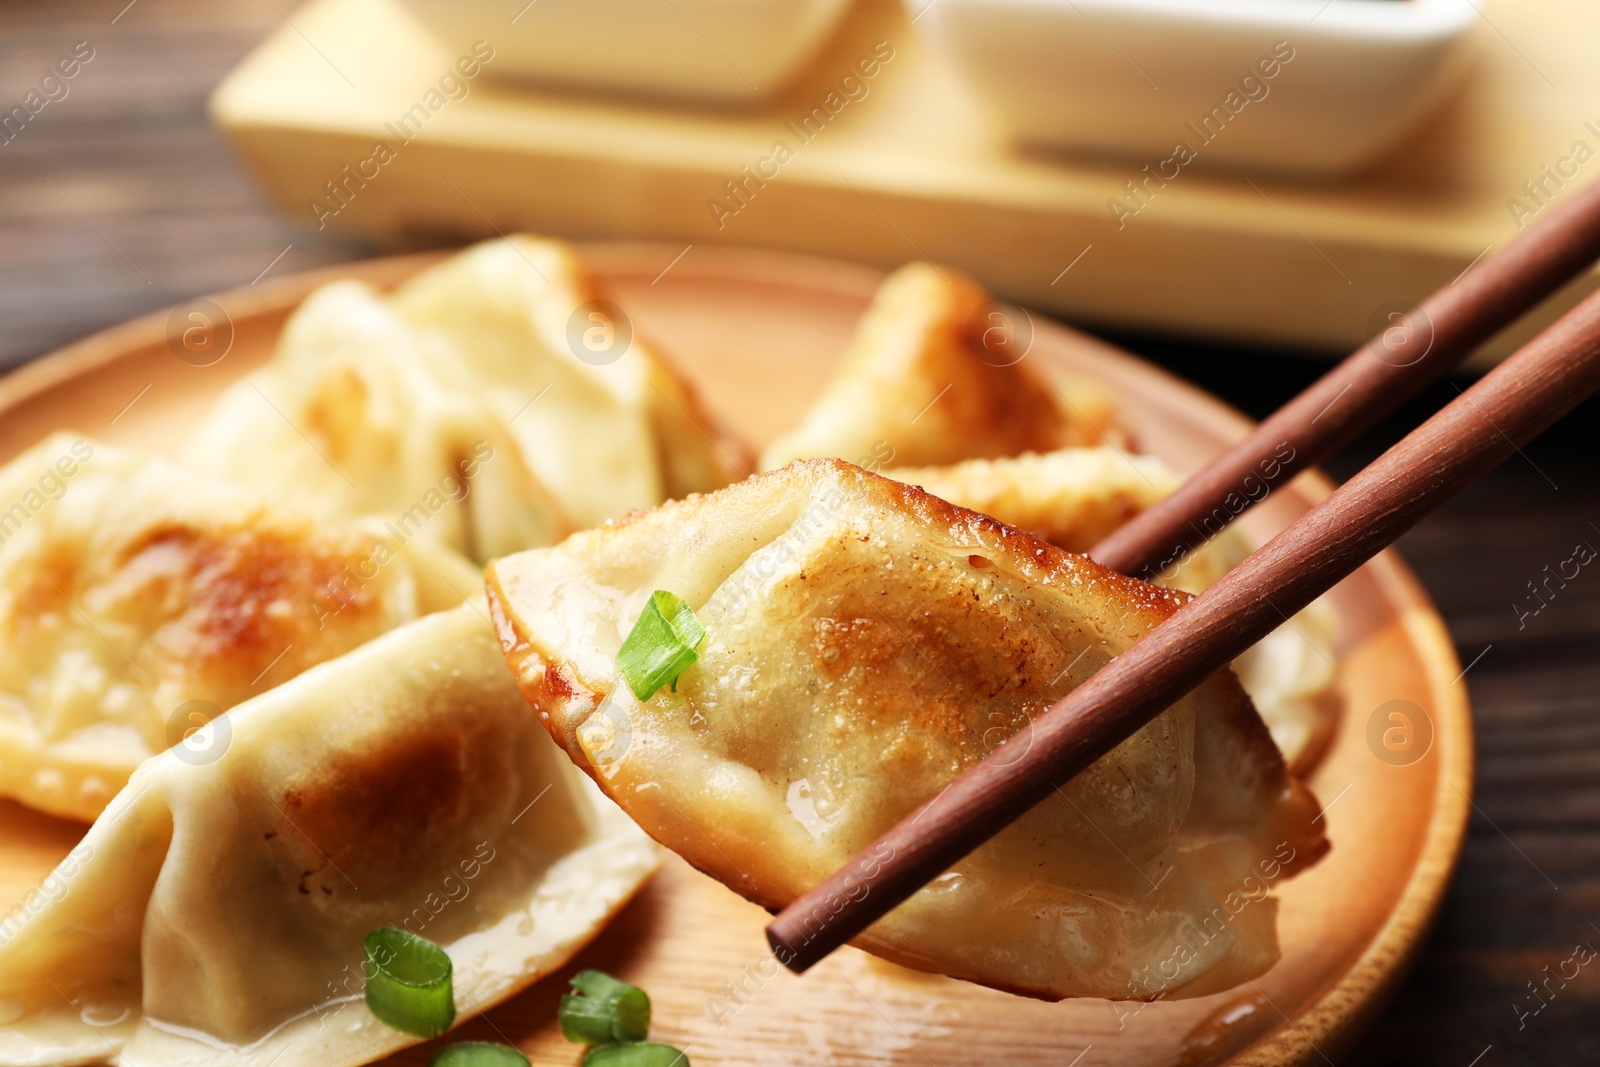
[211,0,1600,362]
[0,243,1471,1065]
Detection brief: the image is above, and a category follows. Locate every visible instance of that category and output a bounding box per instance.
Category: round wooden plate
[0,244,1470,1066]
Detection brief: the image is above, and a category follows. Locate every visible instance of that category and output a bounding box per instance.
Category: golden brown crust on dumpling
[275,714,479,901]
[487,458,1327,1001]
[887,448,1343,774]
[0,434,476,822]
[107,523,389,683]
[760,265,1117,471]
[0,604,659,1067]
[887,448,1177,552]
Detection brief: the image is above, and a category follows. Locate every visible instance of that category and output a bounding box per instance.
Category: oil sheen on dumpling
[391,236,750,527]
[759,263,1118,471]
[0,604,658,1067]
[0,433,481,823]
[189,279,571,563]
[886,448,1340,773]
[486,459,1328,1001]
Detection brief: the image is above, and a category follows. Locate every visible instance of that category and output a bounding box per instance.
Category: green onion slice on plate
[560,970,652,1044]
[429,1042,531,1067]
[582,1043,691,1067]
[617,590,705,701]
[364,927,456,1037]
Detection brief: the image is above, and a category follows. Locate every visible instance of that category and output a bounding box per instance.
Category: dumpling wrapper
[886,447,1177,556]
[887,448,1339,772]
[486,459,1328,1001]
[0,433,479,823]
[391,236,751,527]
[759,263,1120,472]
[189,279,571,563]
[0,603,659,1067]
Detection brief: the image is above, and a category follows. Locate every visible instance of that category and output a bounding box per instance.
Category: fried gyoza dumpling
[885,448,1239,593]
[486,459,1327,1001]
[0,604,658,1067]
[190,280,571,563]
[0,433,480,822]
[887,447,1176,554]
[886,448,1339,772]
[391,236,751,527]
[759,263,1118,471]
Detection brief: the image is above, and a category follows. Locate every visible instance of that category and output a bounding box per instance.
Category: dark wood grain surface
[3,3,1598,1065]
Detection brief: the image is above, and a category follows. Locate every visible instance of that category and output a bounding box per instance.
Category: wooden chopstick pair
[766,177,1600,974]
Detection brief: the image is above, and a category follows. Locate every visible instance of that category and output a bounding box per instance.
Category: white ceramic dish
[909,0,1479,177]
[393,0,855,104]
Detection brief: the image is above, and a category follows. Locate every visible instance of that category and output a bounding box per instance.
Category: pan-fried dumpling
[887,447,1177,554]
[0,433,479,822]
[486,459,1327,1001]
[886,448,1340,772]
[759,263,1118,471]
[391,236,751,526]
[189,279,571,563]
[0,603,658,1067]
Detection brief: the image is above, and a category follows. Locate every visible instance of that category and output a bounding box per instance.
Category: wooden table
[3,3,1598,1064]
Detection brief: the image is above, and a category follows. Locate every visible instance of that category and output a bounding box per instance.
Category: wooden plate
[0,244,1471,1066]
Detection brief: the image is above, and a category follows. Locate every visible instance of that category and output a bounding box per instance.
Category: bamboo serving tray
[0,244,1471,1065]
[211,0,1600,361]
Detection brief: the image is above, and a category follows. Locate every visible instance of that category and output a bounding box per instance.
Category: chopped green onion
[560,970,652,1044]
[617,591,705,701]
[429,1043,531,1067]
[582,1044,691,1067]
[364,927,455,1038]
[560,993,620,1045]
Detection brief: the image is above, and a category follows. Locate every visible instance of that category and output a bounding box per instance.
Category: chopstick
[1091,176,1600,579]
[766,282,1600,974]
